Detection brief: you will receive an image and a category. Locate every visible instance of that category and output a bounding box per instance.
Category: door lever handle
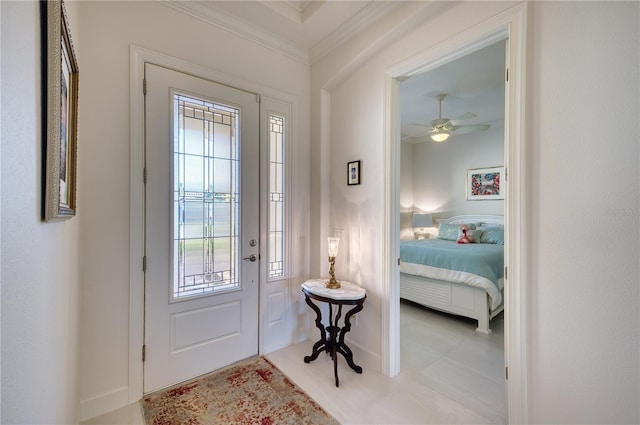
[243,254,257,262]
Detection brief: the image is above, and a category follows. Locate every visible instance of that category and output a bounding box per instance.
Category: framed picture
[44,0,79,221]
[347,160,361,186]
[467,166,504,200]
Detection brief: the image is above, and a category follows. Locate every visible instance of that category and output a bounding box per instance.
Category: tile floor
[84,300,505,425]
[268,300,506,425]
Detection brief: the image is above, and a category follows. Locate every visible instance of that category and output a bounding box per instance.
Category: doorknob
[243,254,257,262]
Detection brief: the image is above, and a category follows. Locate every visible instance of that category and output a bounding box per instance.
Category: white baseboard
[347,339,382,374]
[79,385,130,422]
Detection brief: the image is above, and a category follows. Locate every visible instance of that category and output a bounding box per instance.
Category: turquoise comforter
[399,239,504,308]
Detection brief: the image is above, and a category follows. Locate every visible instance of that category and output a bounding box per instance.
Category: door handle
[243,254,257,262]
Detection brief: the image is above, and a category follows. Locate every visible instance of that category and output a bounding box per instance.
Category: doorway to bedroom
[395,37,508,423]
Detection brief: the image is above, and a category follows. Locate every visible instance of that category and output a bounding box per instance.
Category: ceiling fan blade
[451,124,491,135]
[409,123,431,128]
[430,118,451,128]
[453,112,477,121]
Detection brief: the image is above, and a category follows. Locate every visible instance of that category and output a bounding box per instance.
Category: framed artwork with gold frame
[44,0,79,221]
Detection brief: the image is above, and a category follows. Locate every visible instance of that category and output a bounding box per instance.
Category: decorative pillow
[458,224,482,243]
[437,224,459,241]
[457,228,482,243]
[476,224,504,231]
[438,223,478,241]
[480,228,504,245]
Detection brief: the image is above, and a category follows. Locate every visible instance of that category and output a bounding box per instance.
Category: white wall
[1,1,81,423]
[328,69,388,365]
[75,1,310,418]
[400,127,504,240]
[409,125,504,217]
[312,1,639,423]
[399,142,414,240]
[526,2,639,423]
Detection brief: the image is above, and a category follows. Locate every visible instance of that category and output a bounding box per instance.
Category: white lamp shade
[412,213,433,228]
[327,237,340,257]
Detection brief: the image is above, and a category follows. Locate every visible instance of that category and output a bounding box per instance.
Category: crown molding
[157,1,402,67]
[157,0,310,65]
[309,1,400,64]
[258,0,323,24]
[258,1,303,24]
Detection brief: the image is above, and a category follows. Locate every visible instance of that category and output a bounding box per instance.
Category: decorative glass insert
[173,93,240,299]
[268,114,285,280]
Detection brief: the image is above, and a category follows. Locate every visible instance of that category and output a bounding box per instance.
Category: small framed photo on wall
[347,160,361,185]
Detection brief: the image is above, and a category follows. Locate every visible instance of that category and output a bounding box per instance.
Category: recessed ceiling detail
[259,1,325,24]
[159,0,398,65]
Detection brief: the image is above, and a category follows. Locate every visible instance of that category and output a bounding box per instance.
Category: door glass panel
[173,93,240,300]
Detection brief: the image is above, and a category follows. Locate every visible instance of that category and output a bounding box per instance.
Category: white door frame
[128,45,296,402]
[382,4,529,423]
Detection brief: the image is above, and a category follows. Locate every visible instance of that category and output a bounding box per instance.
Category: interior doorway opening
[396,37,508,422]
[383,5,528,422]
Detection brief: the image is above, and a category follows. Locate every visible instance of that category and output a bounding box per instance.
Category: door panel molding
[171,302,241,353]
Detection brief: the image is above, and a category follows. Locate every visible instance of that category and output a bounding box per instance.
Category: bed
[400,215,504,334]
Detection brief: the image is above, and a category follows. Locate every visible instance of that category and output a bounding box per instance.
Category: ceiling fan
[416,93,491,142]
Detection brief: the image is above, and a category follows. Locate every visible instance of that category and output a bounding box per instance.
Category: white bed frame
[400,214,504,334]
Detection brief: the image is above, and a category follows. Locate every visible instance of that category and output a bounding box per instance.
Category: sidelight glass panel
[268,114,285,280]
[173,93,240,299]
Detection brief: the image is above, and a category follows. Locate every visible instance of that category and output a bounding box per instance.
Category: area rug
[142,356,339,425]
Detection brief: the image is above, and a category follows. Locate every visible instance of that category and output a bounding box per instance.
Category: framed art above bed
[467,167,504,201]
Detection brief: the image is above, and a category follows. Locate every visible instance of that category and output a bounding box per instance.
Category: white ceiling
[400,40,507,144]
[162,1,506,145]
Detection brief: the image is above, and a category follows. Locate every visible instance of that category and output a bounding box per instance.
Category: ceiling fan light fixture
[430,131,450,142]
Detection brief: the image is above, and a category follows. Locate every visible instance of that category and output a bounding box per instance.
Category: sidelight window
[268,114,285,280]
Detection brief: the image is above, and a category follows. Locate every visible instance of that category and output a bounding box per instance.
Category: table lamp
[326,237,340,289]
[412,213,433,239]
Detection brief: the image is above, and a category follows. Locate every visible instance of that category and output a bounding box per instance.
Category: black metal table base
[303,291,365,387]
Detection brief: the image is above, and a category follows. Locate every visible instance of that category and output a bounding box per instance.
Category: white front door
[144,64,260,393]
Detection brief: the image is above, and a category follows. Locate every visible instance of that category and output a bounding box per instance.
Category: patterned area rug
[142,356,339,425]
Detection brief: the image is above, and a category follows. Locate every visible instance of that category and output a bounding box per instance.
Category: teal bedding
[399,239,504,309]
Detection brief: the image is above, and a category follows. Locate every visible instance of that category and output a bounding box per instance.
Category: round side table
[301,278,366,387]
